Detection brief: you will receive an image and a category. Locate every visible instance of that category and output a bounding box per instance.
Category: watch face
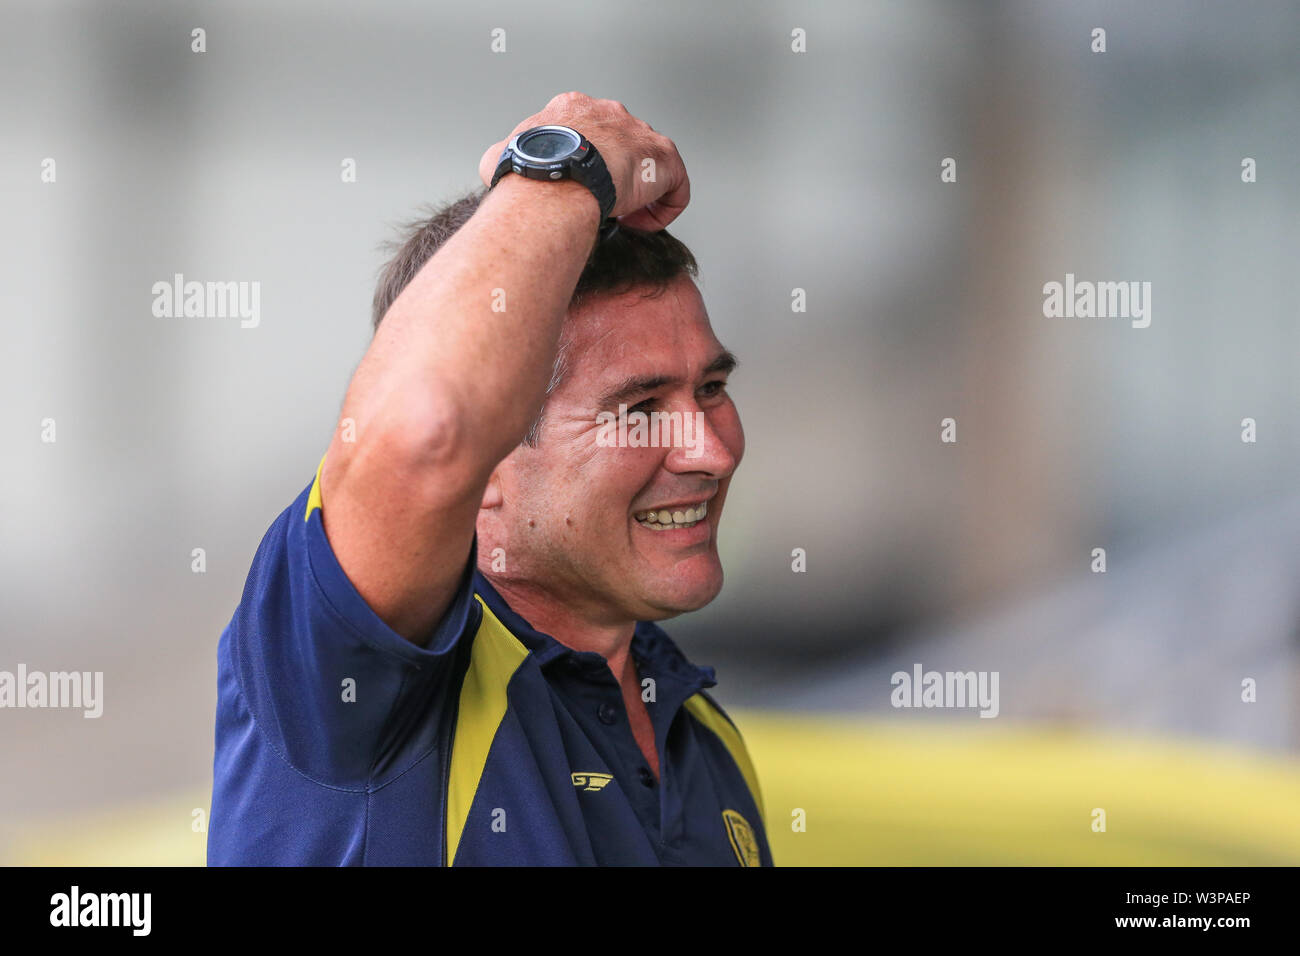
[515,126,581,163]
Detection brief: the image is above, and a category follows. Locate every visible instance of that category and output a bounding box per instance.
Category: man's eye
[699,380,727,398]
[627,398,656,415]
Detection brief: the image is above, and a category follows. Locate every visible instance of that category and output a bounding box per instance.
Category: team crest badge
[722,809,761,866]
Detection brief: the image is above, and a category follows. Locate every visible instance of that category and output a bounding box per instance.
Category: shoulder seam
[222,677,368,794]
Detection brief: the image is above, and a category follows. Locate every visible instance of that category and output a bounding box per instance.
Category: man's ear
[480,467,504,511]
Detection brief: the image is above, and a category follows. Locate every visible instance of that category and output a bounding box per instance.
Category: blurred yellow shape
[4,790,210,866]
[735,711,1300,866]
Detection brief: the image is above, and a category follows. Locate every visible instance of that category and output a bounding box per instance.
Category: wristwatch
[490,125,619,241]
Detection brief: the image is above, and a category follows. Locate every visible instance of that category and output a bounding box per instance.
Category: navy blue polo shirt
[207,458,772,866]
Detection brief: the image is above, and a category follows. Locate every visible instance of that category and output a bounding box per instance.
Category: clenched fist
[479,92,691,232]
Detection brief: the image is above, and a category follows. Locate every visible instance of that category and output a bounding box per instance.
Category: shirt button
[597,702,619,725]
[638,767,655,788]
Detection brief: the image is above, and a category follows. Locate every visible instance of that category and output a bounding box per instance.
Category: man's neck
[484,573,637,677]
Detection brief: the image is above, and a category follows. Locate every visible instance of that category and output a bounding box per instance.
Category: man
[207,93,771,866]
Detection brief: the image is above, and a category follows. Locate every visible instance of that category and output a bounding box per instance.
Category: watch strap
[568,143,617,222]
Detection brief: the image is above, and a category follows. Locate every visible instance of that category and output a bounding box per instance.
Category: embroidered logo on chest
[571,772,614,792]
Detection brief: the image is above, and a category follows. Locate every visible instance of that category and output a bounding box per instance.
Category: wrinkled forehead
[560,276,722,392]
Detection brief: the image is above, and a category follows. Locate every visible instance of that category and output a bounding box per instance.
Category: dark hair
[371,186,699,444]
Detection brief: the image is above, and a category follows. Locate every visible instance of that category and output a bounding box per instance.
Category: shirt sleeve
[225,455,478,789]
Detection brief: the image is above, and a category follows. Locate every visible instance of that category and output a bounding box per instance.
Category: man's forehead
[564,277,720,375]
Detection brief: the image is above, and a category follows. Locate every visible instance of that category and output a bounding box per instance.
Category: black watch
[490,125,619,241]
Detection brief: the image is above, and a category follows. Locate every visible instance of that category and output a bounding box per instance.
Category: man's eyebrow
[595,350,739,409]
[705,350,739,377]
[597,374,675,410]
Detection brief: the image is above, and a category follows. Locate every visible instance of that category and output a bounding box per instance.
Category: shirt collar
[471,569,717,692]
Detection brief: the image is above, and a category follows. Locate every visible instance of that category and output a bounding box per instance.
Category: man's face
[481,274,744,623]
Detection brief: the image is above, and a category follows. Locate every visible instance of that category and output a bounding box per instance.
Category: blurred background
[4,0,1300,865]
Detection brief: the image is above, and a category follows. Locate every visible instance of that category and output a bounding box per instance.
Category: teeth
[635,501,709,529]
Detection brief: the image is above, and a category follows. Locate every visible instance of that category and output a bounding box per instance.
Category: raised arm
[319,92,691,643]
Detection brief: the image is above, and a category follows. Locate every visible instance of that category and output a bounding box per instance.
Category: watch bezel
[509,125,585,165]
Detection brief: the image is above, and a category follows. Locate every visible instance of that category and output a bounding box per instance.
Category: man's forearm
[339,175,601,473]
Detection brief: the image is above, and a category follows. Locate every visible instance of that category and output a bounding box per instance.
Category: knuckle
[650,132,677,157]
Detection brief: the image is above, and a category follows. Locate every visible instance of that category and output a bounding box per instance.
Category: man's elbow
[327,388,470,496]
[384,389,467,472]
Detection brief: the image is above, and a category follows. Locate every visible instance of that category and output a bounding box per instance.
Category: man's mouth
[634,500,709,531]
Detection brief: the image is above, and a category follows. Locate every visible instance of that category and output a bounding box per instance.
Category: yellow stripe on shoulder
[304,453,327,522]
[684,693,766,822]
[444,595,530,865]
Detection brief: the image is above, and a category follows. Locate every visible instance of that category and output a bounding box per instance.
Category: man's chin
[636,570,724,620]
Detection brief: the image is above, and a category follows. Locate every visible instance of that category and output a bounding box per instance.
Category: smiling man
[207,93,771,866]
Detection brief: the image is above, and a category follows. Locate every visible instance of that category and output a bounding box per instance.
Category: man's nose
[664,408,737,476]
